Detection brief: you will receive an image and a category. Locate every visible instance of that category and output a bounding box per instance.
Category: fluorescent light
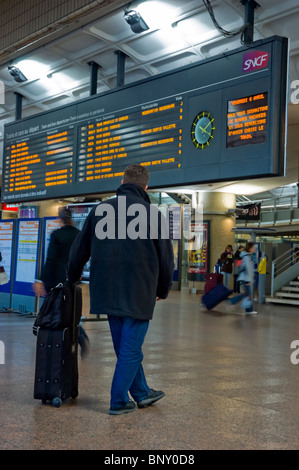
[14,59,50,81]
[220,183,267,195]
[136,1,178,30]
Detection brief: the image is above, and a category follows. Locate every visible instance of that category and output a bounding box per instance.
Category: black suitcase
[34,327,79,407]
[202,283,233,310]
[33,283,81,407]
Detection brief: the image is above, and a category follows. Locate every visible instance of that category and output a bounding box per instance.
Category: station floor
[0,288,299,451]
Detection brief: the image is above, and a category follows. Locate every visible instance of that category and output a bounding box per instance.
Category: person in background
[67,164,174,415]
[220,244,234,289]
[233,245,244,293]
[33,206,90,357]
[229,242,257,315]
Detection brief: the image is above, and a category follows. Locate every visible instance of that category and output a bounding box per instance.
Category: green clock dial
[191,111,215,149]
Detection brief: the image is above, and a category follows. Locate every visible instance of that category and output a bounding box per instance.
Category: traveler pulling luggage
[202,283,233,310]
[202,272,232,310]
[33,282,82,407]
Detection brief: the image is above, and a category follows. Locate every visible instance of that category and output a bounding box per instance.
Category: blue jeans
[221,272,231,289]
[229,282,253,312]
[108,315,150,408]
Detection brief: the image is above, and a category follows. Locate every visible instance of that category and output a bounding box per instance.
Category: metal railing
[236,194,299,227]
[271,248,299,297]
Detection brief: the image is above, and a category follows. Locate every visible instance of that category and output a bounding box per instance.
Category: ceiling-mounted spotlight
[124,9,149,34]
[8,65,27,83]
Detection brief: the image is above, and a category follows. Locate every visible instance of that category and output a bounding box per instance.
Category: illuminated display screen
[227,92,268,148]
[5,130,74,195]
[2,36,288,203]
[77,101,183,182]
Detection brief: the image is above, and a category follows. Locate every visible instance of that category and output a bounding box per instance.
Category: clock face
[191,111,215,149]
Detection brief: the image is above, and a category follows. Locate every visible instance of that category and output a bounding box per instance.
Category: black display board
[2,36,288,203]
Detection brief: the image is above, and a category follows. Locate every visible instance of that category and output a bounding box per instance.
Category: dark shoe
[137,389,165,408]
[78,326,90,359]
[109,400,136,415]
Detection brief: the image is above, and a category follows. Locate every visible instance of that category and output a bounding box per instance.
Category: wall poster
[187,221,210,282]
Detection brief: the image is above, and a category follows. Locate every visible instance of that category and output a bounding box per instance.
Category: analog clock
[191,111,215,149]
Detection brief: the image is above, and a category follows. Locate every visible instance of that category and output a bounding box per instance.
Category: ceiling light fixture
[124,9,149,33]
[8,65,27,83]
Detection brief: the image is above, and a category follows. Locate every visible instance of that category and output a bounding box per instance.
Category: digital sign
[227,92,268,147]
[77,101,183,182]
[7,129,74,194]
[2,36,288,203]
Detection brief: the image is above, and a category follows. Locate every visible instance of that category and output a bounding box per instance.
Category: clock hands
[203,118,214,130]
[191,112,215,149]
[199,125,210,135]
[200,118,214,134]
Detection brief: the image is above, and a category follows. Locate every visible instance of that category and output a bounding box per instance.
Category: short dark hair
[245,242,254,252]
[123,164,149,189]
[58,206,73,225]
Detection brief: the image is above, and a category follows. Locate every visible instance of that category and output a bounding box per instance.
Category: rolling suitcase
[204,273,223,294]
[33,283,82,407]
[202,283,233,310]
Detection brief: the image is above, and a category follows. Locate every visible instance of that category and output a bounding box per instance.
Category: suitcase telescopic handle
[72,282,77,343]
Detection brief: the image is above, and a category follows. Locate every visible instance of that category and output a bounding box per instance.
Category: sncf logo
[243,50,269,73]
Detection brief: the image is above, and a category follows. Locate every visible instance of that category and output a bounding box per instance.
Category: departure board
[77,100,183,182]
[7,129,74,195]
[2,36,288,203]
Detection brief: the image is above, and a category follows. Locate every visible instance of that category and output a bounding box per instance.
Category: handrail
[271,247,299,297]
[273,247,294,263]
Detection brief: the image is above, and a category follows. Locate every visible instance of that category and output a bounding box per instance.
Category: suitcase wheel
[71,391,78,399]
[52,397,62,408]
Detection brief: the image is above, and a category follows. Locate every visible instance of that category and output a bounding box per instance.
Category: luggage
[202,283,233,310]
[33,283,81,407]
[34,327,79,407]
[33,283,82,335]
[204,273,223,294]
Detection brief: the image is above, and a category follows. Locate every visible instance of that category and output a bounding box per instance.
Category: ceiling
[1,0,299,202]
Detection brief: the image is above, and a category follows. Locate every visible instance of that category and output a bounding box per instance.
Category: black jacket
[41,225,79,291]
[220,251,234,274]
[68,184,174,320]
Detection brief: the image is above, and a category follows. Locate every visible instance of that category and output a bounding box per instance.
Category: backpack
[33,283,82,336]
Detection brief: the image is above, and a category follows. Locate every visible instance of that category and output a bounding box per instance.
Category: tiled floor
[0,290,299,450]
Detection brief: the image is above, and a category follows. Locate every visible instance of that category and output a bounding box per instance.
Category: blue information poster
[12,219,41,312]
[0,220,15,309]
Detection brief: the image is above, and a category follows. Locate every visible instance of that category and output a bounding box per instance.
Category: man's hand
[33,281,47,297]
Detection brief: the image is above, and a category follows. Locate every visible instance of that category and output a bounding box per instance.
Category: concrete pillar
[188,191,236,292]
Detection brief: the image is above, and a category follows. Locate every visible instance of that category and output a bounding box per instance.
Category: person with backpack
[33,206,90,357]
[229,242,257,315]
[233,245,244,293]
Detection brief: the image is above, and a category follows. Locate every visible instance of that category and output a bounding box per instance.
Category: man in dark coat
[67,164,174,415]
